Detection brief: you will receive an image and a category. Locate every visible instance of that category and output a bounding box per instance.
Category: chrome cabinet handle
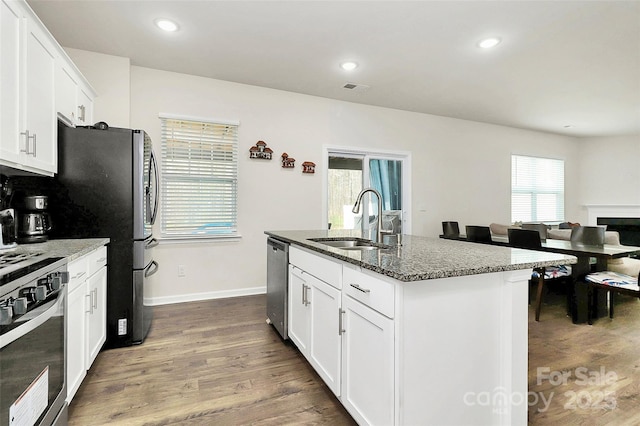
[20,130,36,156]
[350,283,371,293]
[302,284,311,306]
[78,104,86,122]
[96,257,107,263]
[85,294,93,314]
[92,288,98,309]
[72,271,86,280]
[338,308,345,335]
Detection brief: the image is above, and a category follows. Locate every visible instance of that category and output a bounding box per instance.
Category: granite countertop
[265,230,577,282]
[5,238,110,263]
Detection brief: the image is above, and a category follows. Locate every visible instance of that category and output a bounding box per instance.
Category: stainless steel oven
[0,254,68,426]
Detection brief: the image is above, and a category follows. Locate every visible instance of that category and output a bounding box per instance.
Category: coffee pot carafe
[16,195,52,244]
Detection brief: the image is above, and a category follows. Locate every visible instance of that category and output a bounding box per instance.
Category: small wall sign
[281,153,295,168]
[302,161,316,174]
[249,141,273,160]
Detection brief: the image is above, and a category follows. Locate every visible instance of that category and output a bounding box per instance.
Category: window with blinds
[160,116,239,238]
[511,155,564,223]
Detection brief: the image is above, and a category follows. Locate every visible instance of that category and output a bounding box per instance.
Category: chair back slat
[508,228,542,249]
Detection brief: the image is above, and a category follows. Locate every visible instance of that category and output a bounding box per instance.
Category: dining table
[441,233,640,323]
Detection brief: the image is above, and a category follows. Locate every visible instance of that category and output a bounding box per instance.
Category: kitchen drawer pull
[72,271,86,279]
[96,257,107,263]
[350,283,370,293]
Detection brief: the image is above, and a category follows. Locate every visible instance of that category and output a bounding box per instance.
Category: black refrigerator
[52,122,159,348]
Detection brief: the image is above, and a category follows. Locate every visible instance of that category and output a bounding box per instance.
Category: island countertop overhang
[265,229,577,282]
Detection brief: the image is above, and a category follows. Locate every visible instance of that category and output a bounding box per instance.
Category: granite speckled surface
[3,238,110,263]
[265,230,577,282]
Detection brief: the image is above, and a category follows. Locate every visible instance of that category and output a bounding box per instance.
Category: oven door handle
[0,288,65,349]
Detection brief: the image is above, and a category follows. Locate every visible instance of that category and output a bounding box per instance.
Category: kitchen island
[265,230,577,426]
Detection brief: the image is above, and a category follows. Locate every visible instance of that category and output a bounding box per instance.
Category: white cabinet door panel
[341,295,394,426]
[309,275,341,397]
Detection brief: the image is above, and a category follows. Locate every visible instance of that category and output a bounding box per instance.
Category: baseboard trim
[145,286,266,306]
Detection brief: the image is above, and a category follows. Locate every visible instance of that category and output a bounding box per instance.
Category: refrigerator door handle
[149,150,159,225]
[145,238,159,249]
[144,260,159,278]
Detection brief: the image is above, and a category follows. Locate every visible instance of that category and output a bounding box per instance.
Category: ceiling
[28,0,640,138]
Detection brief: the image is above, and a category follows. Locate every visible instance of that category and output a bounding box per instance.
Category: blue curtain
[369,159,402,210]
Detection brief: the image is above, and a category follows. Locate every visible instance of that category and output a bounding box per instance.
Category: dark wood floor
[69,292,640,425]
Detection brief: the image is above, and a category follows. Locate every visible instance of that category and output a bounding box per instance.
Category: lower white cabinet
[66,245,107,402]
[308,274,341,396]
[288,264,342,396]
[86,265,107,366]
[288,246,393,422]
[341,295,394,426]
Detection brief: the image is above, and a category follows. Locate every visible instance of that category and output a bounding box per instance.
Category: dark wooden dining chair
[522,223,548,241]
[442,221,460,237]
[508,228,571,321]
[465,225,492,243]
[570,226,605,245]
[585,270,640,324]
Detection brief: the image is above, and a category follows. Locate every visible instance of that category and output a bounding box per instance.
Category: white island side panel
[397,269,529,426]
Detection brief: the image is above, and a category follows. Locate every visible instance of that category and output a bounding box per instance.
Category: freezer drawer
[267,237,289,339]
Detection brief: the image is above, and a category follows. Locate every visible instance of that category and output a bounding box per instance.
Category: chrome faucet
[352,188,384,243]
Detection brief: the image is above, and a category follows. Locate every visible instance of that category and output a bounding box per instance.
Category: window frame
[158,113,240,241]
[511,154,565,223]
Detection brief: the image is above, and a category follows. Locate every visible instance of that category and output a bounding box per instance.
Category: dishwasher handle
[267,237,289,253]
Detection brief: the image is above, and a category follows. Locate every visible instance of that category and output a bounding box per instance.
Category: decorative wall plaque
[249,140,273,160]
[302,161,316,174]
[281,153,295,168]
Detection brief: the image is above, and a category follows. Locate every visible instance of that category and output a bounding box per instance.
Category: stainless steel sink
[308,237,390,251]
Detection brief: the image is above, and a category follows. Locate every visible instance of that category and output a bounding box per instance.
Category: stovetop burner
[0,252,43,267]
[0,252,62,289]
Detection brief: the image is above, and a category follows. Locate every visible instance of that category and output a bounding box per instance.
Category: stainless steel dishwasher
[266,237,289,339]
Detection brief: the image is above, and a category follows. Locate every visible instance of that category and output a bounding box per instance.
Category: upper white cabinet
[0,0,25,167]
[0,0,95,176]
[56,61,94,127]
[23,13,57,173]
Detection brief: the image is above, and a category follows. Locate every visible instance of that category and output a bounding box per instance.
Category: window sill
[158,234,243,245]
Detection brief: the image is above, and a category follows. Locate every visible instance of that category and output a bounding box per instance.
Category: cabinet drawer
[290,246,342,289]
[87,246,107,277]
[343,265,395,318]
[67,257,88,293]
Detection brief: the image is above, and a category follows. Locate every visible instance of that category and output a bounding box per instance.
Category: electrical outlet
[118,318,127,335]
[178,265,185,277]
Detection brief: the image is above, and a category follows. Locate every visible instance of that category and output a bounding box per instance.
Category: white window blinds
[511,155,565,223]
[160,117,238,238]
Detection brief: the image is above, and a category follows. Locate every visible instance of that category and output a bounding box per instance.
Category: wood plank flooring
[69,292,640,425]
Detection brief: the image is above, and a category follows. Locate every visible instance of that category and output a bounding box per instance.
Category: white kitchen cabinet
[1,0,95,175]
[65,245,107,403]
[66,256,88,402]
[56,62,94,127]
[341,294,394,426]
[288,246,343,396]
[55,62,78,126]
[76,82,93,126]
[86,264,106,365]
[308,274,341,396]
[0,0,56,175]
[288,265,311,356]
[0,0,22,165]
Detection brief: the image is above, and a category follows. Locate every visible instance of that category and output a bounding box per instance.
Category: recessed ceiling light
[477,37,501,49]
[340,61,358,71]
[155,18,179,32]
[564,125,574,129]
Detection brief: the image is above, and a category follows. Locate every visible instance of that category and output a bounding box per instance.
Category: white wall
[69,50,593,305]
[577,135,640,206]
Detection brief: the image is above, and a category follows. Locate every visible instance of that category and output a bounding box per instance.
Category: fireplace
[597,217,640,246]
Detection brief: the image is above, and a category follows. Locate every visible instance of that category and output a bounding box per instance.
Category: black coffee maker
[15,195,52,244]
